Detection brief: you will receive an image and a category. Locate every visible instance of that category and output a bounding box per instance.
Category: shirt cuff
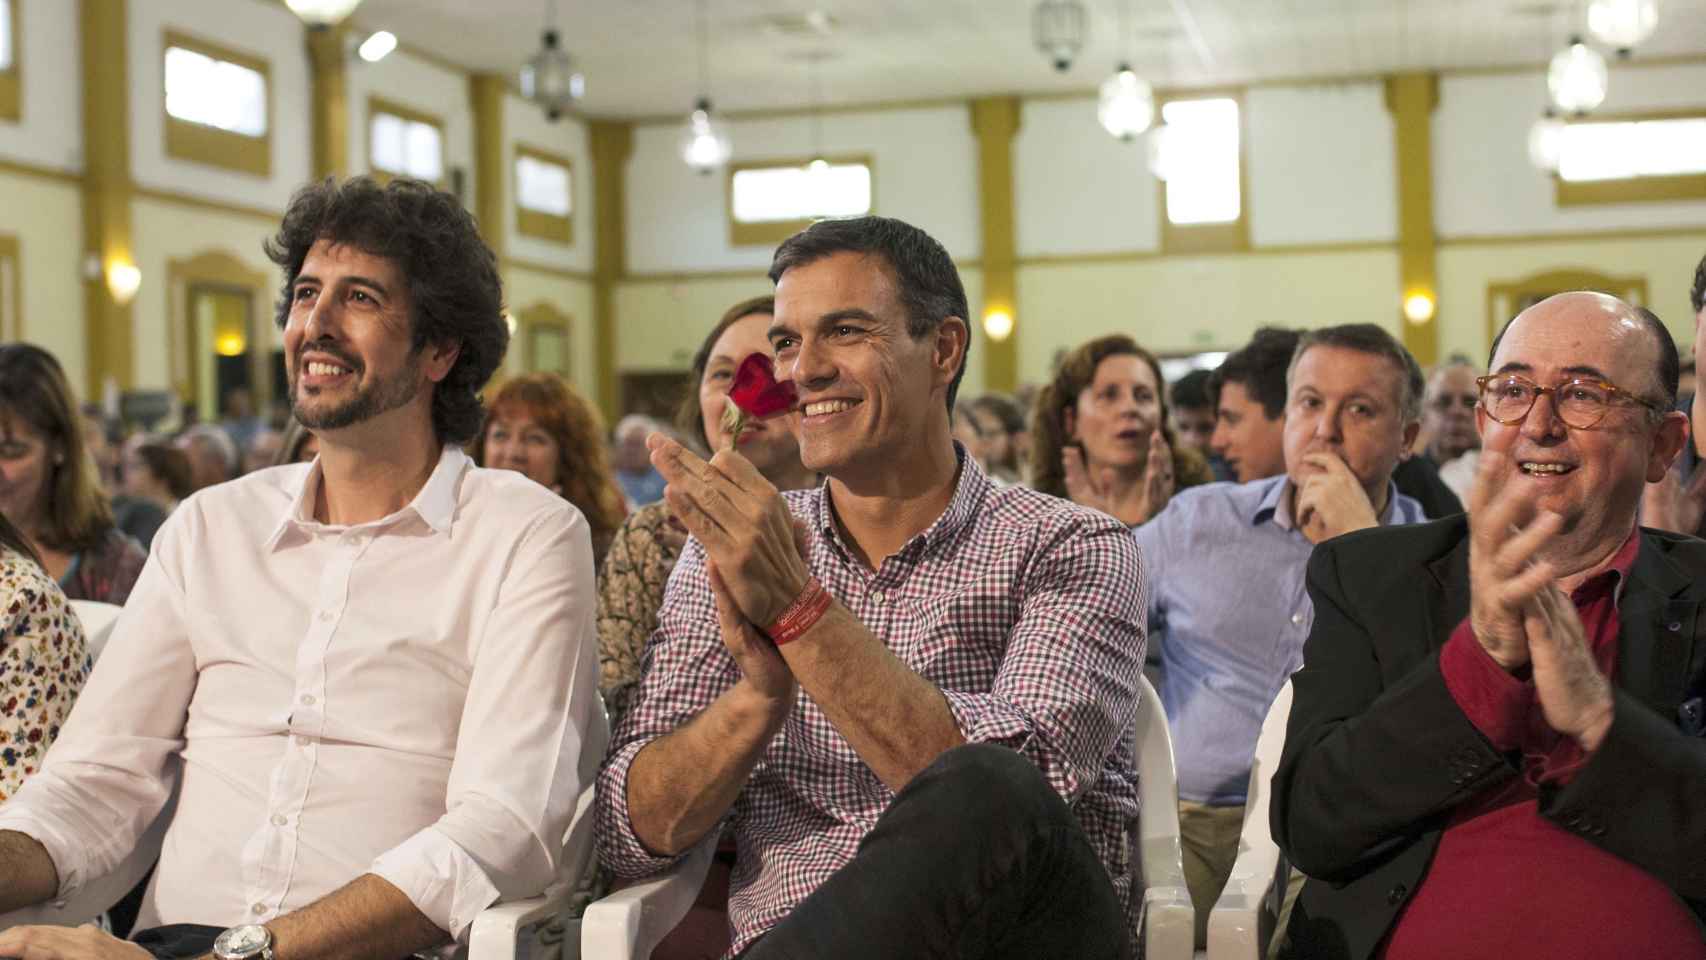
[1439,618,1533,752]
[940,690,1032,751]
[0,784,101,899]
[594,740,692,879]
[369,825,504,942]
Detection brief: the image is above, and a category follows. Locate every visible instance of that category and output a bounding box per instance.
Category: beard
[290,349,424,431]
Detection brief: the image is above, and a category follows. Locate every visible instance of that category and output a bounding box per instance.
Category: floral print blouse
[595,502,687,728]
[0,546,91,801]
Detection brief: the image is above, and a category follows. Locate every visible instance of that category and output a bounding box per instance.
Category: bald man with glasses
[1272,292,1706,960]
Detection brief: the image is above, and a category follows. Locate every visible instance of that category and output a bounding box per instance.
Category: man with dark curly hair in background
[0,177,601,960]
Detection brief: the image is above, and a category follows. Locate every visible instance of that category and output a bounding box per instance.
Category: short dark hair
[768,216,970,409]
[1692,250,1706,314]
[1211,327,1299,420]
[1488,301,1679,412]
[264,176,508,446]
[1288,324,1425,422]
[135,442,195,501]
[1170,368,1215,410]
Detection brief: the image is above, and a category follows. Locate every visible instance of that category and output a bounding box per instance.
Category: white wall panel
[346,49,473,204]
[0,0,81,171]
[0,173,85,391]
[503,95,592,273]
[1246,83,1397,246]
[626,104,979,274]
[1014,98,1160,257]
[1435,64,1706,238]
[129,0,312,211]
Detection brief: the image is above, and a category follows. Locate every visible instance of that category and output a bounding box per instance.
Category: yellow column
[80,0,134,397]
[305,26,350,181]
[589,121,632,420]
[1385,72,1440,367]
[468,74,507,260]
[970,97,1021,392]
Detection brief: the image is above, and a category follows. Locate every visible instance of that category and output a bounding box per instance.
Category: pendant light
[1547,35,1609,115]
[1528,109,1566,171]
[1097,0,1153,141]
[1587,0,1659,57]
[679,0,732,174]
[520,0,585,122]
[284,0,363,27]
[1032,0,1088,72]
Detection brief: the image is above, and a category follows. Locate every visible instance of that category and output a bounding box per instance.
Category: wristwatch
[213,924,274,960]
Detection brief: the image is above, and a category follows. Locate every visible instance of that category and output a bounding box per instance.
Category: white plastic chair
[0,703,613,960]
[67,600,122,663]
[580,676,1195,960]
[1134,674,1195,960]
[1205,681,1293,960]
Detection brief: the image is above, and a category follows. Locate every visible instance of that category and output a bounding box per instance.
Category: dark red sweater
[1383,534,1706,959]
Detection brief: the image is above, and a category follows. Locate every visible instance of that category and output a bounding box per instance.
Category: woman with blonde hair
[0,345,146,604]
[1031,334,1212,526]
[472,373,627,564]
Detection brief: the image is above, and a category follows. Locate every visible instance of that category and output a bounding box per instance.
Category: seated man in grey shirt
[1134,323,1428,949]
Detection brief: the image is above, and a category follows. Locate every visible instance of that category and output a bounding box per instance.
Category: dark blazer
[1271,515,1706,960]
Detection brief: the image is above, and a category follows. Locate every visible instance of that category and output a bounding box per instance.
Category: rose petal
[729,353,799,419]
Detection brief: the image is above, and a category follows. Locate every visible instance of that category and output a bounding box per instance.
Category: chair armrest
[1205,839,1281,960]
[1140,832,1194,960]
[580,838,715,960]
[468,886,577,960]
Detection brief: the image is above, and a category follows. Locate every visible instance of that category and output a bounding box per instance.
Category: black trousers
[130,925,223,960]
[740,744,1133,960]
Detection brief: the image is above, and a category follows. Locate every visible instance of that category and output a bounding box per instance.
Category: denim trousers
[740,743,1133,960]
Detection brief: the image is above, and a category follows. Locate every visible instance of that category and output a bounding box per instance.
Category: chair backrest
[1132,674,1181,849]
[1238,681,1294,856]
[68,600,123,662]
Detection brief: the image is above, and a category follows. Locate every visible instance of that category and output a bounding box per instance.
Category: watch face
[216,925,270,958]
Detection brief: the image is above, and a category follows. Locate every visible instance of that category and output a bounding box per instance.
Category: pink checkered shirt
[595,453,1147,956]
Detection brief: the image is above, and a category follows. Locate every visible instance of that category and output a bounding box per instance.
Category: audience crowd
[0,172,1698,960]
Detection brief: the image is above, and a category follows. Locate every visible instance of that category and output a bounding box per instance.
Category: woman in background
[472,373,627,565]
[0,345,146,604]
[119,441,195,550]
[0,510,89,801]
[1031,334,1213,526]
[596,295,816,727]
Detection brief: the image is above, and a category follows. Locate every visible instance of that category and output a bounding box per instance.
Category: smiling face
[283,238,454,439]
[700,311,805,480]
[770,252,965,479]
[1480,293,1688,559]
[1065,353,1161,472]
[0,414,54,534]
[1211,380,1286,482]
[481,408,562,491]
[1282,344,1417,512]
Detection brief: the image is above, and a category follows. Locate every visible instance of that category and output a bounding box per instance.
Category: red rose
[720,353,799,450]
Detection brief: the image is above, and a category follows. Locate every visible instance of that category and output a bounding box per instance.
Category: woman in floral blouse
[0,345,146,606]
[0,512,90,801]
[596,296,817,726]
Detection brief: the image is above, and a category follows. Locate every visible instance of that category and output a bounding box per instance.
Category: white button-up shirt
[0,446,598,940]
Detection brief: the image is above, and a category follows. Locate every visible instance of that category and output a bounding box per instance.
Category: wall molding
[1439,226,1706,247]
[505,256,594,283]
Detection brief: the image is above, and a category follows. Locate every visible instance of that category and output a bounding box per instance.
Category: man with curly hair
[0,178,600,960]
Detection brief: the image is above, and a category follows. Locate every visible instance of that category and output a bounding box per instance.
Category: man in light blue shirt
[1135,323,1428,947]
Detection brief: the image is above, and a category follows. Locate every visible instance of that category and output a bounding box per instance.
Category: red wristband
[764,578,832,646]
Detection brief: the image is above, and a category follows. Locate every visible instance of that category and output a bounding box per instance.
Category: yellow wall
[1438,231,1706,363]
[0,171,87,392]
[501,265,597,395]
[1014,249,1403,382]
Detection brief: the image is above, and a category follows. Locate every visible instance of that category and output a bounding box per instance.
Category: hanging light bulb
[1098,64,1154,141]
[1587,0,1660,57]
[680,99,732,175]
[1547,37,1609,115]
[1032,0,1087,72]
[283,0,364,26]
[1146,123,1172,180]
[520,1,584,122]
[1527,110,1566,172]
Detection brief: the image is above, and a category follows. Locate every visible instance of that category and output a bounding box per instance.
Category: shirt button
[872,590,887,604]
[1290,613,1305,626]
[1668,621,1682,632]
[252,903,267,915]
[271,814,287,826]
[300,694,316,706]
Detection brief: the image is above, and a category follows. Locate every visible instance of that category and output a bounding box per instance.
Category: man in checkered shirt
[595,216,1146,959]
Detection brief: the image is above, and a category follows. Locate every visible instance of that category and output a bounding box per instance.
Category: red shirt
[1382,532,1706,959]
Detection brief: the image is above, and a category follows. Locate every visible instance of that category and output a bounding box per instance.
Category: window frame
[0,0,20,123]
[366,96,447,187]
[513,144,574,245]
[1155,88,1250,255]
[1554,108,1706,207]
[0,234,19,341]
[161,29,273,177]
[725,154,876,247]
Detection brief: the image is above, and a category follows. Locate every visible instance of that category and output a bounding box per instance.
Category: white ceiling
[346,0,1706,118]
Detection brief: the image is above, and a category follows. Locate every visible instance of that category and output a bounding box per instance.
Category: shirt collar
[811,442,990,564]
[1254,475,1403,533]
[1573,526,1641,605]
[265,445,467,549]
